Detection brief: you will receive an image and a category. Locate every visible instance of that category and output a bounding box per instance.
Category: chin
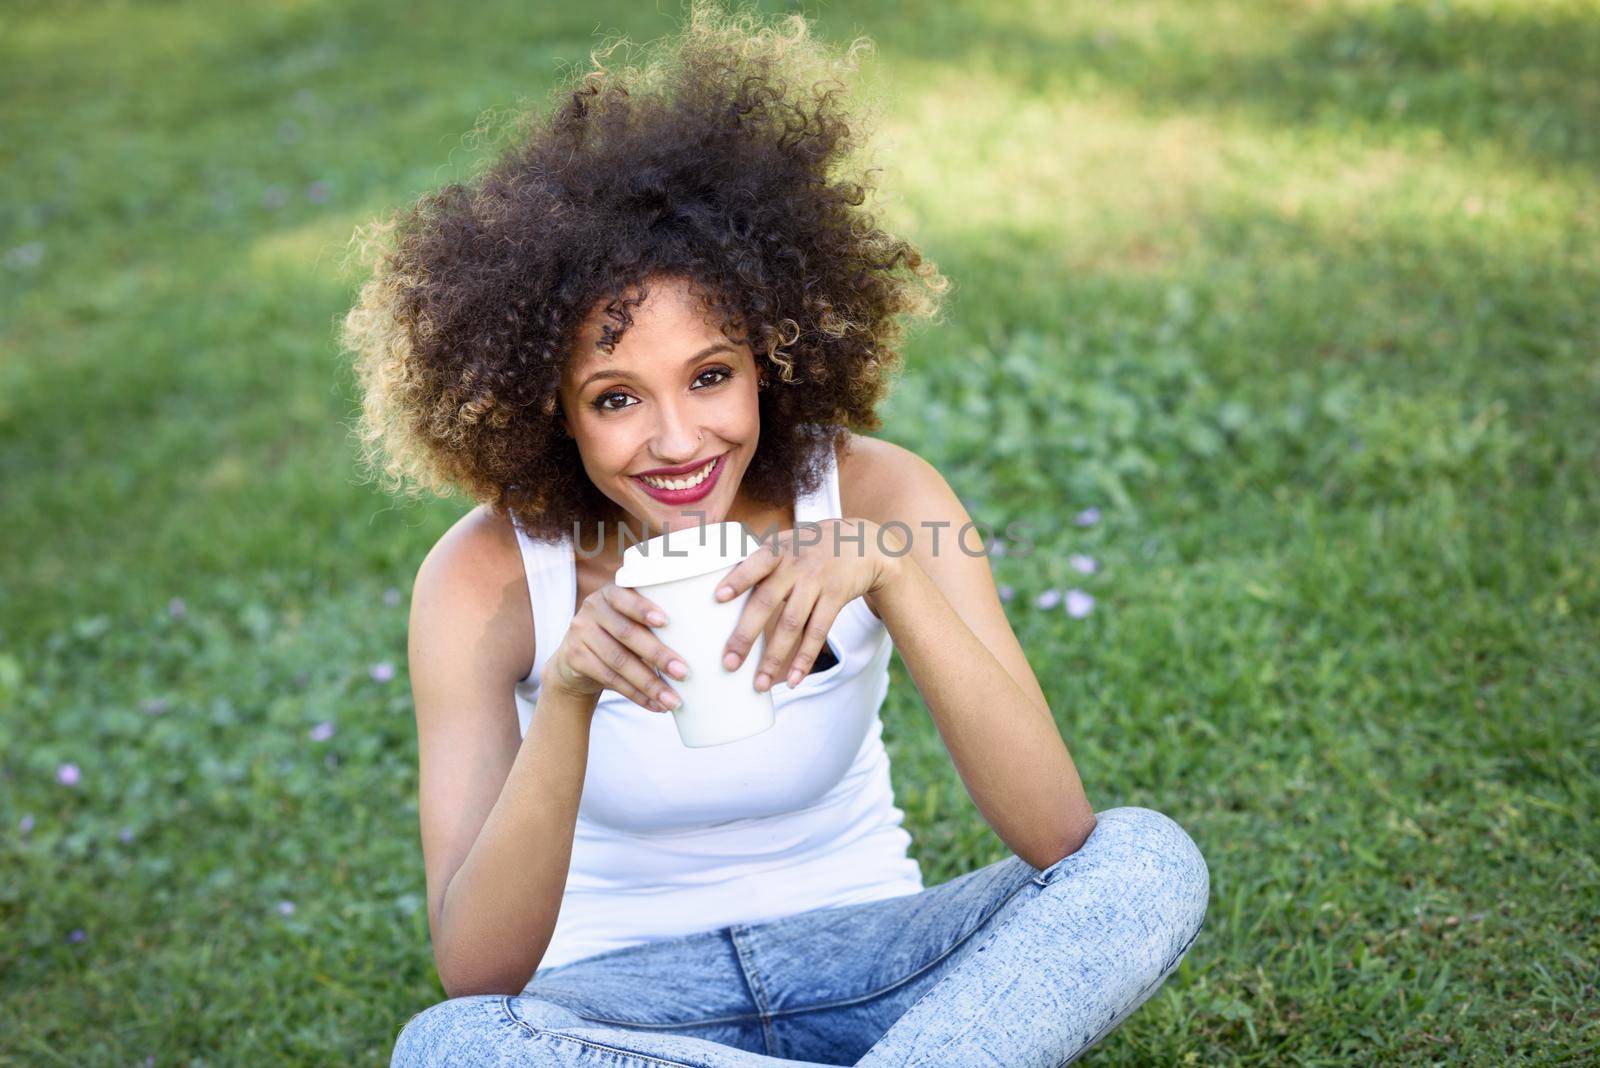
[646,493,732,523]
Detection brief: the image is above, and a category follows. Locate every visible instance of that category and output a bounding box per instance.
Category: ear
[542,390,570,436]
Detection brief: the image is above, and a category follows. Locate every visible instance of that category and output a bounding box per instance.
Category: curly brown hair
[339,0,948,543]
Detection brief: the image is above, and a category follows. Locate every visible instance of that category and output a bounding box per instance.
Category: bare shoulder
[419,503,524,590]
[412,503,536,684]
[836,430,944,527]
[835,431,983,622]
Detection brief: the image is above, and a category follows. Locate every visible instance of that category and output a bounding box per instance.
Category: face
[560,275,763,540]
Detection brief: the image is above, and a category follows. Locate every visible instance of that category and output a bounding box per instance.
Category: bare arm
[409,524,596,998]
[433,681,597,997]
[862,444,1096,869]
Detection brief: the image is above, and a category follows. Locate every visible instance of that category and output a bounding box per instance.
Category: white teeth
[639,457,716,491]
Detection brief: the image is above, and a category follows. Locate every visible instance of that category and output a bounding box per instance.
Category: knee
[1074,806,1211,940]
[390,995,505,1067]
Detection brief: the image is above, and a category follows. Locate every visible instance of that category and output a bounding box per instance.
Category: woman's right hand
[542,583,689,713]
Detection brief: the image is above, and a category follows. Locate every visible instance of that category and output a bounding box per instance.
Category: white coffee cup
[613,520,775,748]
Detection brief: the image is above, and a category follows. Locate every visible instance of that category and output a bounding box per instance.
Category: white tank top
[509,444,924,970]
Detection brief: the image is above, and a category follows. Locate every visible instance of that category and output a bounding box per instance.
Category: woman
[343,5,1208,1064]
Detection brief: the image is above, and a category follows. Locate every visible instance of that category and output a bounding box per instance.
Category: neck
[591,493,788,554]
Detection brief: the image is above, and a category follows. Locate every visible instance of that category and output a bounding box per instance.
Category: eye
[590,366,735,414]
[694,366,734,389]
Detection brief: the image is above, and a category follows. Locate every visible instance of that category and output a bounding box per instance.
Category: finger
[570,643,667,712]
[722,569,794,673]
[752,581,820,692]
[599,587,689,679]
[602,582,671,629]
[777,594,844,689]
[714,535,786,603]
[592,608,685,704]
[585,626,681,712]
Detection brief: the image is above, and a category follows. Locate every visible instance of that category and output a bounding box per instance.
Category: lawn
[2,1,1595,1063]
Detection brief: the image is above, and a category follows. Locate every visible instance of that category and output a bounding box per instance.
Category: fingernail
[659,691,680,710]
[668,659,688,679]
[754,673,770,691]
[716,586,733,600]
[648,611,668,626]
[788,669,802,688]
[723,652,740,671]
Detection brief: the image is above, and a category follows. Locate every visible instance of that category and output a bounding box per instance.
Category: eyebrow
[577,342,737,392]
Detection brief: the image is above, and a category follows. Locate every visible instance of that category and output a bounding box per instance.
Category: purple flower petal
[68,928,86,943]
[369,661,395,683]
[1034,588,1063,610]
[142,697,169,716]
[985,538,1007,558]
[18,814,34,834]
[168,597,187,619]
[306,180,330,204]
[118,827,135,844]
[383,586,402,606]
[308,721,335,742]
[1069,554,1098,575]
[4,241,46,270]
[276,900,296,916]
[1073,507,1100,527]
[997,584,1015,603]
[1065,589,1095,618]
[56,763,81,786]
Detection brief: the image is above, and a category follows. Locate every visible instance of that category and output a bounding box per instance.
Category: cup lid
[613,521,763,588]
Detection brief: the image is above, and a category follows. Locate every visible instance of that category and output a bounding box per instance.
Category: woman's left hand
[716,518,898,692]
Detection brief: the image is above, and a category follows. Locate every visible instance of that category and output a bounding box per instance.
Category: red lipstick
[630,453,726,505]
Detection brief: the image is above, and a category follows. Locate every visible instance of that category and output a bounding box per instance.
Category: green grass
[2,0,1596,1063]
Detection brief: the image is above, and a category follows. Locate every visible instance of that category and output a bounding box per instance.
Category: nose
[649,396,703,463]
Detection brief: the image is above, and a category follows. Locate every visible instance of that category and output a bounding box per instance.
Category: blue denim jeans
[391,806,1208,1067]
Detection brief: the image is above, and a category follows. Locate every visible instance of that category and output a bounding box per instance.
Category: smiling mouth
[633,454,722,491]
